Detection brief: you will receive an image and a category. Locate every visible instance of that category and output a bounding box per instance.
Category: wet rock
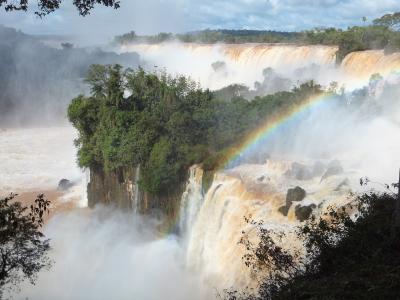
[285,162,313,180]
[286,186,306,206]
[278,205,290,216]
[257,175,265,182]
[295,204,316,222]
[278,186,307,217]
[58,179,73,191]
[211,61,226,72]
[321,160,343,182]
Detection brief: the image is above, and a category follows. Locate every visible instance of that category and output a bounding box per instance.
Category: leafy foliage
[69,65,323,196]
[0,0,120,16]
[0,193,52,297]
[373,12,400,31]
[226,191,400,300]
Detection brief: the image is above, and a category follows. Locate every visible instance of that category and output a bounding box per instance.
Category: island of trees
[68,65,324,196]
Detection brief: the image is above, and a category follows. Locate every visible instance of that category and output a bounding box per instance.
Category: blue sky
[1,0,400,43]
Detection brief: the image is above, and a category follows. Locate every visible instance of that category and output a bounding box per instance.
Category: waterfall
[184,161,358,291]
[121,42,400,91]
[80,168,90,208]
[340,50,400,85]
[179,165,204,239]
[132,165,141,214]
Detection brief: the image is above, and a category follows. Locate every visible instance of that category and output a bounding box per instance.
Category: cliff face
[87,166,139,209]
[87,165,186,223]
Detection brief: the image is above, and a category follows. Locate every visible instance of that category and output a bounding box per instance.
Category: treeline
[68,65,323,196]
[0,25,140,126]
[115,12,400,63]
[114,29,300,44]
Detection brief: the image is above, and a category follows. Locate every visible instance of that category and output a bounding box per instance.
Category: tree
[362,16,367,24]
[373,12,400,31]
[0,0,120,17]
[0,193,51,297]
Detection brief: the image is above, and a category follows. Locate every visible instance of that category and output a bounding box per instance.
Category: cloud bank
[1,0,400,44]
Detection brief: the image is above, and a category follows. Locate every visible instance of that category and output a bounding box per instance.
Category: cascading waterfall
[80,168,90,208]
[132,165,141,214]
[121,43,400,91]
[179,165,204,239]
[341,50,400,83]
[182,160,360,291]
[121,43,339,90]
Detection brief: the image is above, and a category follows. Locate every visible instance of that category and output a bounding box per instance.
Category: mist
[0,25,140,127]
[10,207,212,300]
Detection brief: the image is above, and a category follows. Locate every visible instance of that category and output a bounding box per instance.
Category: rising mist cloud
[11,207,212,300]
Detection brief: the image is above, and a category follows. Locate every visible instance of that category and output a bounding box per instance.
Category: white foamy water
[0,127,82,196]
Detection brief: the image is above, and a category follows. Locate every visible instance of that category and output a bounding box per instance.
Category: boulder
[278,186,307,217]
[286,186,306,206]
[295,204,316,222]
[58,179,73,191]
[278,205,290,216]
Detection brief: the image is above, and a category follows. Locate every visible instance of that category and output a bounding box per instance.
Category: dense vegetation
[114,30,300,45]
[68,65,323,196]
[0,193,51,298]
[0,0,119,16]
[225,189,400,300]
[115,13,400,63]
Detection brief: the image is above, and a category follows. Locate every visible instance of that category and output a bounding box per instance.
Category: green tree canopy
[0,0,120,16]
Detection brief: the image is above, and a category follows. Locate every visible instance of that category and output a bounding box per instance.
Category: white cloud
[1,0,400,43]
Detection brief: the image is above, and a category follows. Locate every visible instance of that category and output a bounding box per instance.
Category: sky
[1,0,400,44]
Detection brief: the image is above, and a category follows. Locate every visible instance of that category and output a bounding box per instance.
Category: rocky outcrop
[286,186,306,204]
[278,186,306,216]
[58,178,73,191]
[295,204,316,222]
[87,165,186,221]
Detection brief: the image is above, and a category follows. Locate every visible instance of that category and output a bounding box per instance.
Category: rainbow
[158,92,337,236]
[222,92,336,169]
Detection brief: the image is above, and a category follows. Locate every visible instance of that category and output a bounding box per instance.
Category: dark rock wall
[87,166,186,223]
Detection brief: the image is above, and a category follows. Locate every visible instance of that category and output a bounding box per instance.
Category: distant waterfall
[121,42,400,91]
[179,165,204,239]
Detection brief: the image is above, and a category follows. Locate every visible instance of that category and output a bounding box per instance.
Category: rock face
[295,204,316,222]
[279,186,306,217]
[87,166,185,221]
[58,179,73,191]
[286,186,306,205]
